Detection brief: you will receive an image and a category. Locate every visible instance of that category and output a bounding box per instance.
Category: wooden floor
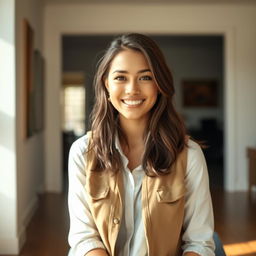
[1,189,256,256]
[15,193,69,256]
[211,189,256,256]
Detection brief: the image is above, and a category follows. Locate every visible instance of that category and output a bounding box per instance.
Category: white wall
[0,0,44,254]
[44,3,256,192]
[0,0,17,253]
[15,0,45,253]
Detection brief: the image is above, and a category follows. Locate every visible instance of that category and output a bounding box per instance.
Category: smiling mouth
[122,99,144,106]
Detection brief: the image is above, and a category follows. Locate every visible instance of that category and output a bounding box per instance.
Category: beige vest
[85,134,187,256]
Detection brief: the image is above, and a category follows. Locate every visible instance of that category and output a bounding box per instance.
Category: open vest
[84,132,188,256]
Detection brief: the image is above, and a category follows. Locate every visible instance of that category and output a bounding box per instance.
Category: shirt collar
[115,134,129,168]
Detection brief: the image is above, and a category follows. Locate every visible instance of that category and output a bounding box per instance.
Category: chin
[121,113,149,122]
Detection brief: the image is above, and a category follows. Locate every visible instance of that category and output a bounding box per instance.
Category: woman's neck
[119,116,148,149]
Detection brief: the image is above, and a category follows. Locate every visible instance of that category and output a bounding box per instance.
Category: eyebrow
[112,69,151,74]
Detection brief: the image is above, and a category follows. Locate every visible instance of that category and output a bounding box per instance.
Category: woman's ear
[104,78,109,90]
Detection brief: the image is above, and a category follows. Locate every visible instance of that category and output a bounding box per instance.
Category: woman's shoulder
[70,132,92,156]
[186,138,207,174]
[187,138,202,152]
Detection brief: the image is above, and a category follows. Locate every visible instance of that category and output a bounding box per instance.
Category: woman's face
[105,49,158,125]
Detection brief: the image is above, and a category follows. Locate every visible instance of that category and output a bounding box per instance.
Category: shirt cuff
[70,239,106,256]
[182,243,215,256]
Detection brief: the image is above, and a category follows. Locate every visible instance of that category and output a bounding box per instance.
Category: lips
[122,99,144,106]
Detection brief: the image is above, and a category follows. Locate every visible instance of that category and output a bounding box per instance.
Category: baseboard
[18,194,39,251]
[0,237,19,254]
[0,196,38,254]
[22,194,38,229]
[18,225,26,252]
[0,193,40,254]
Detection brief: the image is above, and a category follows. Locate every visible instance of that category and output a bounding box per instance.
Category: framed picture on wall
[33,49,45,132]
[24,19,34,138]
[182,79,218,107]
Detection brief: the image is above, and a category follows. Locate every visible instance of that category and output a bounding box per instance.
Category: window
[62,73,85,137]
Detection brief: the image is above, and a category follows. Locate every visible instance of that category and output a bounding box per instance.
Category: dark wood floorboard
[13,193,69,256]
[212,189,256,245]
[1,189,256,256]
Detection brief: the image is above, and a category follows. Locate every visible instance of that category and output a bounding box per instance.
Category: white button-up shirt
[68,134,215,256]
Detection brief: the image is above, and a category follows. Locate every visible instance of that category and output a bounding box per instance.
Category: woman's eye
[114,76,126,81]
[140,75,152,81]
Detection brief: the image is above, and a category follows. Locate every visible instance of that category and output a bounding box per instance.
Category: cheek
[150,84,159,96]
[109,84,121,95]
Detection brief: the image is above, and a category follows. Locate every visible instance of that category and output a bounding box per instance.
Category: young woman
[68,33,215,256]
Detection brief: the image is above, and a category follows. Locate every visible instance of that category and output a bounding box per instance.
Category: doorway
[61,72,86,190]
[61,34,224,190]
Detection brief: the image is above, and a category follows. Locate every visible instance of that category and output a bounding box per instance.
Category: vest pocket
[87,186,110,200]
[85,172,110,200]
[156,184,186,203]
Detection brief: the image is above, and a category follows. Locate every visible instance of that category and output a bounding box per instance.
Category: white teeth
[123,100,143,105]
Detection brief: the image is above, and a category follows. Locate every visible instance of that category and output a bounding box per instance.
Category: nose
[125,79,140,95]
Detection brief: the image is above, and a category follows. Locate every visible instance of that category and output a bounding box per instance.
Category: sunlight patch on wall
[0,146,16,196]
[0,38,15,117]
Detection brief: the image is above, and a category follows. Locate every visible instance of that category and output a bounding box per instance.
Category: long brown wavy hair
[89,33,187,176]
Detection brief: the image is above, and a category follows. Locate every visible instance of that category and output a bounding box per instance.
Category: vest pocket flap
[86,186,110,200]
[85,171,110,200]
[157,184,186,203]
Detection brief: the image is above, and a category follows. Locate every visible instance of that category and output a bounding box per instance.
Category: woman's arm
[86,248,108,256]
[182,140,215,256]
[68,136,106,256]
[184,252,200,256]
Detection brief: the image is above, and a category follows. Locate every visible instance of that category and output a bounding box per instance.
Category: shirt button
[113,218,120,224]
